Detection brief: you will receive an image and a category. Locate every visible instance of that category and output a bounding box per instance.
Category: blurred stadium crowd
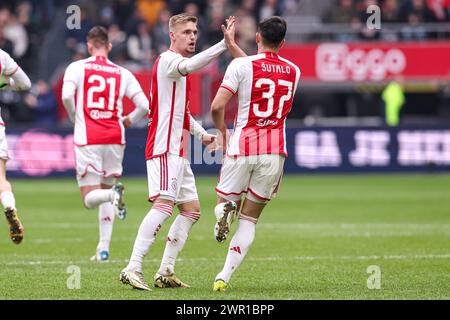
[0,0,449,127]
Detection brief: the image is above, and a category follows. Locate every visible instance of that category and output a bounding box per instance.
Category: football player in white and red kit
[210,17,301,291]
[119,14,243,291]
[62,27,149,261]
[0,49,31,244]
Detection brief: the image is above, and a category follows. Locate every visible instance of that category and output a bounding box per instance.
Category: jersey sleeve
[165,53,189,79]
[0,51,19,77]
[124,69,145,99]
[63,61,80,86]
[220,59,241,95]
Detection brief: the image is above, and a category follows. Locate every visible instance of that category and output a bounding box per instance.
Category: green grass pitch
[0,174,449,299]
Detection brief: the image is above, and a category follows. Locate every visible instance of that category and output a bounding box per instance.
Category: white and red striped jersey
[146,50,193,159]
[0,49,20,125]
[221,52,300,157]
[63,56,145,146]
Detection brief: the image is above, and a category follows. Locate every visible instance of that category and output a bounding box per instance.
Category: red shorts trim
[147,193,161,203]
[215,187,247,197]
[247,188,271,202]
[79,163,121,179]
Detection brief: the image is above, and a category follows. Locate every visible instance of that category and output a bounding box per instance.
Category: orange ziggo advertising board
[280,42,450,82]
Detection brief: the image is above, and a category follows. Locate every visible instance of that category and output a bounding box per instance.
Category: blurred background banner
[4,126,450,177]
[281,41,450,82]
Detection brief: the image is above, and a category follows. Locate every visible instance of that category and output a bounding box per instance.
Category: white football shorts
[0,125,9,160]
[216,154,285,204]
[146,153,198,204]
[74,144,125,187]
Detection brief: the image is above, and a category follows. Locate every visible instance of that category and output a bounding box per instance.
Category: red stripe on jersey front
[179,75,191,158]
[82,56,122,144]
[166,82,177,151]
[146,56,161,159]
[240,54,297,156]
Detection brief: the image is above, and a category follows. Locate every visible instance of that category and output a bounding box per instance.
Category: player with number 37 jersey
[210,17,301,292]
[221,50,300,157]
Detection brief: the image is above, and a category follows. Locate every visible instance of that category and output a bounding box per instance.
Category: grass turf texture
[0,175,449,300]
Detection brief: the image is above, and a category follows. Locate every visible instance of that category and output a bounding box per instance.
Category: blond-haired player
[119,14,243,291]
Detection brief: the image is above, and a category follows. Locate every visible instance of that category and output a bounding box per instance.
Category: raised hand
[221,16,237,48]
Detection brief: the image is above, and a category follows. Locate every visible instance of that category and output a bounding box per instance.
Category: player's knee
[180,211,201,223]
[153,201,174,217]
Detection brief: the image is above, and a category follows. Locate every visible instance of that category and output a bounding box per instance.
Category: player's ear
[278,39,285,50]
[108,42,112,53]
[255,32,260,45]
[87,41,93,55]
[169,31,176,42]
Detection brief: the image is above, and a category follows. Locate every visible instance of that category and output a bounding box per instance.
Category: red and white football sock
[215,213,257,283]
[0,191,16,209]
[126,203,173,272]
[97,202,115,253]
[158,211,200,276]
[84,189,112,209]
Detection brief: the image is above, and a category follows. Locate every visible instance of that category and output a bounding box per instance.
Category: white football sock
[158,211,200,276]
[84,189,112,209]
[0,191,16,209]
[97,202,115,253]
[215,214,257,283]
[126,203,173,272]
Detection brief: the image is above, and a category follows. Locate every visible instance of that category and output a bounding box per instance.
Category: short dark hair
[258,16,287,48]
[86,26,109,47]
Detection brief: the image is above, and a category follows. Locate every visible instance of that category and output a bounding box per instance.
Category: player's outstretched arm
[176,40,227,76]
[221,16,247,58]
[211,87,234,152]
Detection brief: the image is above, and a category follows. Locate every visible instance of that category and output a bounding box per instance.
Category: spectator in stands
[401,12,428,40]
[151,8,171,54]
[1,6,28,60]
[137,0,166,28]
[114,0,137,30]
[205,0,228,45]
[23,80,57,127]
[0,22,14,55]
[324,0,361,41]
[127,20,153,66]
[325,0,359,24]
[401,0,435,22]
[382,0,401,23]
[99,6,115,29]
[108,23,127,60]
[259,0,281,21]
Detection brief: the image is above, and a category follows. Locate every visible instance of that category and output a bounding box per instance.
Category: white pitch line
[1,254,448,266]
